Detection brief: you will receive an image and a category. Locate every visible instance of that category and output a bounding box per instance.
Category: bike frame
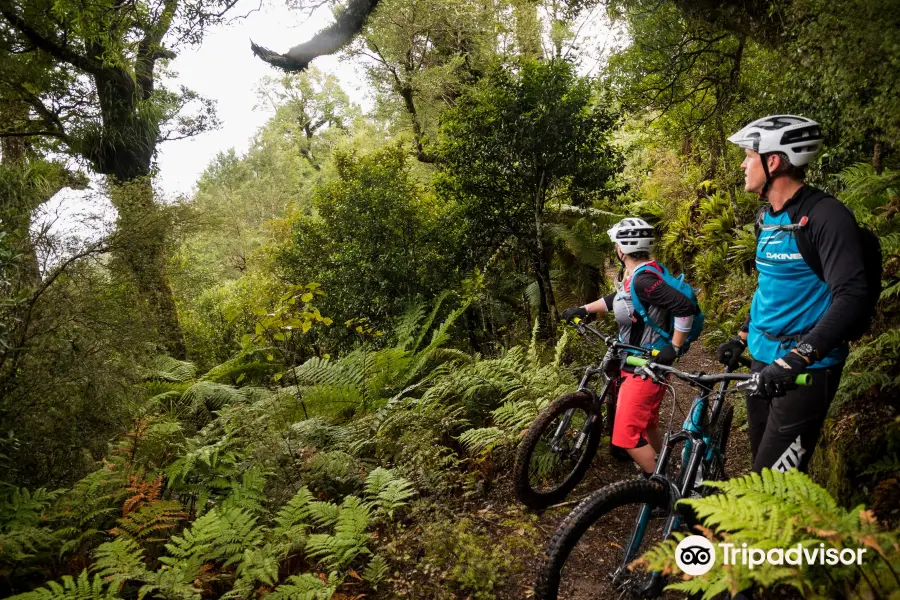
[547,322,651,457]
[617,377,732,589]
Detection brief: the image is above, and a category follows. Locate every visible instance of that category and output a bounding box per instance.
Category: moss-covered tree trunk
[85,65,186,358]
[107,178,185,358]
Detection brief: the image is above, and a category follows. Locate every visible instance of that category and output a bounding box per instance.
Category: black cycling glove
[561,306,589,322]
[757,352,808,398]
[716,336,746,370]
[654,344,680,366]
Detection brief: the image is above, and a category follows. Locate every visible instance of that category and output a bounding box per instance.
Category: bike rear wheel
[513,392,603,509]
[535,478,671,600]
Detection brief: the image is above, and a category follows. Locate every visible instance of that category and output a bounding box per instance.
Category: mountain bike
[512,320,657,509]
[534,356,811,599]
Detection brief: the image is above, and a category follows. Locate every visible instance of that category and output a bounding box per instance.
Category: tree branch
[135,0,179,100]
[250,0,381,71]
[0,1,104,74]
[0,129,66,138]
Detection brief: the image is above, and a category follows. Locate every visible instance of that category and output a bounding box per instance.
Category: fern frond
[362,554,389,589]
[266,572,339,600]
[306,501,341,529]
[161,506,263,568]
[293,356,365,389]
[394,302,427,351]
[91,538,147,591]
[8,570,119,600]
[305,496,371,570]
[363,468,416,520]
[410,289,452,353]
[146,356,198,383]
[111,500,187,543]
[457,427,506,454]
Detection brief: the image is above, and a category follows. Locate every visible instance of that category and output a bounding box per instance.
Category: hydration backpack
[754,189,883,341]
[629,262,705,353]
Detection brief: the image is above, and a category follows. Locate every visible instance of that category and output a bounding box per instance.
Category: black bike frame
[547,321,651,455]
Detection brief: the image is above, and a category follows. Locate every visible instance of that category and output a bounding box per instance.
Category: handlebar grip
[626,356,647,367]
[796,373,812,386]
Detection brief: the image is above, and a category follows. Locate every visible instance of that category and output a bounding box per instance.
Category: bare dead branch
[251,0,381,71]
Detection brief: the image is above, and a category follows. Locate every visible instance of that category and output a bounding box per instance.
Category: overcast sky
[156,1,372,198]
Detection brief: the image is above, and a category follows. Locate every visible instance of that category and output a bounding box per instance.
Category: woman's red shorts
[611,370,666,449]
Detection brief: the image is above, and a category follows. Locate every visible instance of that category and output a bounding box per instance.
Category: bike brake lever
[734,372,761,393]
[637,364,664,385]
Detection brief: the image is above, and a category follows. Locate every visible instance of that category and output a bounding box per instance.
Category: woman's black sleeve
[633,272,698,316]
[601,293,616,311]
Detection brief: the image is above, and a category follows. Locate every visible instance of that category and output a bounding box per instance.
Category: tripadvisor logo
[676,536,716,576]
[675,535,868,576]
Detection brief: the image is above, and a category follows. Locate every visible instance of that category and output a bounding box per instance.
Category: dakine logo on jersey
[765,252,803,260]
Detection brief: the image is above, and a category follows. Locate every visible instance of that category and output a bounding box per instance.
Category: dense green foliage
[2,0,899,597]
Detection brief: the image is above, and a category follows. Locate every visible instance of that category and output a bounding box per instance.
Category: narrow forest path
[483,341,753,599]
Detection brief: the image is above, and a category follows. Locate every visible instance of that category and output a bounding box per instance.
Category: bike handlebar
[624,356,812,387]
[570,318,659,357]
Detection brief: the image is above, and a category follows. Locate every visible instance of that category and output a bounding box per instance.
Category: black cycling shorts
[746,360,844,473]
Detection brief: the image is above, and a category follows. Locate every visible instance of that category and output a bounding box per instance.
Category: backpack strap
[628,263,672,343]
[785,189,826,281]
[754,205,767,239]
[754,189,826,281]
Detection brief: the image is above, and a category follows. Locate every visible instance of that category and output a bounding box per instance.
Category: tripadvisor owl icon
[676,535,716,576]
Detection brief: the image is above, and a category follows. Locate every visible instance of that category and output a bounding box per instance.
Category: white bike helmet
[727,114,823,167]
[607,218,655,254]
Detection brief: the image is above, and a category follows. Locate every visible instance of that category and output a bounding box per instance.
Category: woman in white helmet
[561,218,700,477]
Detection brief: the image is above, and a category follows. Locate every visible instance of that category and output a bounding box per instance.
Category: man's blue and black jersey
[747,186,868,367]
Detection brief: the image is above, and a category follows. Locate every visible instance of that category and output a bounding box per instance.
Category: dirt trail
[486,341,753,599]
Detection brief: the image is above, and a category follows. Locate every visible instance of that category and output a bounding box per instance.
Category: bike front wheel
[535,478,670,600]
[513,392,604,509]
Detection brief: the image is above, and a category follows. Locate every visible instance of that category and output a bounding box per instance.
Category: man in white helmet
[561,218,700,477]
[716,115,868,474]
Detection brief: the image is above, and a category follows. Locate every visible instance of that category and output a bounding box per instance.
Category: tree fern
[145,356,198,384]
[291,356,365,390]
[544,222,609,267]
